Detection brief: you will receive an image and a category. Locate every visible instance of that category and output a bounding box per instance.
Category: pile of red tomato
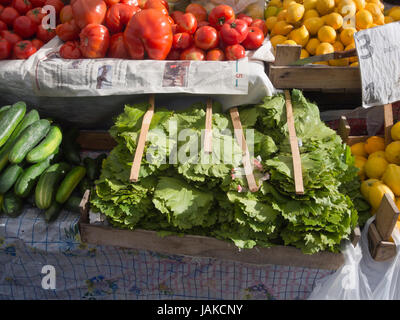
[0,0,64,59]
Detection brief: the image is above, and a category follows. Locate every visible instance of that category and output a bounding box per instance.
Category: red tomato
[108,32,129,58]
[220,19,248,45]
[31,38,43,49]
[30,0,45,7]
[206,48,224,61]
[13,39,36,58]
[59,40,82,59]
[242,26,264,50]
[208,4,235,30]
[171,23,177,34]
[79,23,110,58]
[0,0,10,5]
[250,19,267,35]
[143,0,168,15]
[185,3,206,22]
[0,20,6,31]
[56,19,80,41]
[0,6,19,26]
[44,0,63,15]
[197,20,209,28]
[175,12,197,34]
[170,10,182,23]
[36,24,55,42]
[12,0,32,14]
[166,15,173,24]
[0,38,11,59]
[194,26,218,51]
[60,4,73,23]
[72,0,107,30]
[225,44,245,60]
[166,47,180,60]
[180,46,204,60]
[0,4,3,15]
[13,16,37,38]
[104,0,120,5]
[172,32,193,50]
[237,13,252,26]
[1,30,22,46]
[26,7,45,25]
[120,0,138,6]
[105,3,140,34]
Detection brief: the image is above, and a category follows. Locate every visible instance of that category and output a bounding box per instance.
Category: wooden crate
[75,130,367,270]
[268,45,361,92]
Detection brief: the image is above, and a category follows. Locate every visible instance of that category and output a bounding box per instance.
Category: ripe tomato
[26,7,45,25]
[197,20,209,28]
[220,19,248,45]
[143,0,168,16]
[44,0,63,15]
[120,0,139,6]
[170,10,182,23]
[237,13,252,26]
[194,26,218,51]
[108,32,129,58]
[242,26,264,50]
[12,0,32,15]
[79,23,110,58]
[13,40,36,58]
[72,0,107,30]
[206,48,224,61]
[0,20,6,31]
[175,12,197,34]
[56,19,80,41]
[180,46,204,60]
[172,32,193,50]
[166,15,173,24]
[30,0,45,7]
[250,19,267,35]
[208,4,235,30]
[185,3,206,22]
[0,6,19,27]
[1,30,22,46]
[0,38,11,59]
[171,23,177,34]
[105,3,140,34]
[104,0,120,5]
[0,0,10,5]
[0,4,3,15]
[31,38,44,49]
[60,4,73,23]
[36,24,55,42]
[166,47,180,60]
[59,40,82,59]
[225,44,245,60]
[13,16,37,38]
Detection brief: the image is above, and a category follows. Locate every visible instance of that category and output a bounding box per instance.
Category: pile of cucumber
[0,102,105,222]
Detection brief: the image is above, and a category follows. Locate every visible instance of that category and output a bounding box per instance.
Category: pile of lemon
[264,0,400,66]
[351,122,400,216]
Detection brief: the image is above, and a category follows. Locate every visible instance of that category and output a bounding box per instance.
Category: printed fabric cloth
[0,207,334,300]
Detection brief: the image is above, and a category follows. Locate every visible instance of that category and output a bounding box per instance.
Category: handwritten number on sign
[358,34,374,59]
[365,82,379,104]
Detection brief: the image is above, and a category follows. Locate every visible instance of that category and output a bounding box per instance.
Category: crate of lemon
[265,0,400,90]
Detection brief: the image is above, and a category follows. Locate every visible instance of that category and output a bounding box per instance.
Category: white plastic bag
[308,216,400,300]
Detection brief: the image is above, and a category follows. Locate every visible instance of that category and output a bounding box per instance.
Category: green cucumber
[0,164,23,194]
[0,110,40,173]
[0,102,26,148]
[26,126,63,163]
[14,157,53,198]
[35,162,71,210]
[2,192,23,218]
[84,157,98,181]
[9,119,51,164]
[56,166,86,204]
[44,202,63,222]
[0,105,11,120]
[65,196,82,213]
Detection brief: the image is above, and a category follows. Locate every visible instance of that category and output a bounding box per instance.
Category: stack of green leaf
[91,89,370,254]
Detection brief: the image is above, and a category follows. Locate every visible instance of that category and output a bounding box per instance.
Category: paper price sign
[354,22,400,108]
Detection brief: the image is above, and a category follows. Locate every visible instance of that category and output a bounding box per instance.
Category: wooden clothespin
[383,103,393,146]
[229,107,258,193]
[130,94,155,182]
[284,90,304,195]
[204,98,213,154]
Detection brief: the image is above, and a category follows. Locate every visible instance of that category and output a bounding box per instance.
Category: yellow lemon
[306,37,321,54]
[373,13,384,25]
[283,39,298,45]
[345,43,357,62]
[269,0,283,8]
[366,0,384,11]
[337,0,357,18]
[266,16,278,30]
[303,0,318,10]
[340,27,357,46]
[304,8,320,19]
[391,122,400,141]
[365,156,389,179]
[272,20,294,35]
[355,155,368,179]
[353,0,366,10]
[265,5,280,18]
[332,40,344,51]
[283,0,297,9]
[318,25,336,43]
[277,9,288,20]
[369,150,386,159]
[300,48,310,58]
[270,35,288,48]
[324,12,344,29]
[389,8,400,21]
[385,141,400,165]
[316,0,335,15]
[382,164,400,196]
[361,178,381,200]
[369,181,395,209]
[287,2,305,22]
[314,61,329,65]
[303,17,324,35]
[364,136,385,154]
[356,9,373,29]
[384,15,394,24]
[350,61,359,67]
[351,142,368,157]
[329,57,349,66]
[365,3,383,23]
[289,25,310,46]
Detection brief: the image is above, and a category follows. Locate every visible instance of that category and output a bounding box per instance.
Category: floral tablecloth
[0,207,334,300]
